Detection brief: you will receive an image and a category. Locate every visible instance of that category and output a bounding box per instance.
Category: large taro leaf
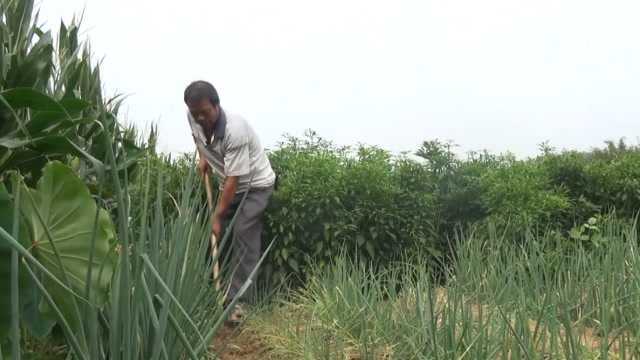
[18,161,117,329]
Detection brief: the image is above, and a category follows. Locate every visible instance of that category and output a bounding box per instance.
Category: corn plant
[0,0,143,188]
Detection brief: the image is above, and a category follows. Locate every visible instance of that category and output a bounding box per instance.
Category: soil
[211,324,272,360]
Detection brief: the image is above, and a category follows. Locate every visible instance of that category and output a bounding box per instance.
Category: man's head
[184,80,220,127]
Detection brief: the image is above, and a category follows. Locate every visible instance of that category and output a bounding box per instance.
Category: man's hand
[212,215,222,240]
[212,176,239,240]
[198,155,209,177]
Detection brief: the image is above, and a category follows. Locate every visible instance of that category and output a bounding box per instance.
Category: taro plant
[0,162,117,356]
[0,151,270,358]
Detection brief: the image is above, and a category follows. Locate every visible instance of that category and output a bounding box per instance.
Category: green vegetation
[0,1,250,358]
[253,217,640,359]
[2,0,640,359]
[261,133,640,288]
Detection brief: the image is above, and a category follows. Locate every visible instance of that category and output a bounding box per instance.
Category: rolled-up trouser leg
[226,187,273,302]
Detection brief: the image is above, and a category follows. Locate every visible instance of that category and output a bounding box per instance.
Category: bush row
[145,132,640,287]
[261,133,640,285]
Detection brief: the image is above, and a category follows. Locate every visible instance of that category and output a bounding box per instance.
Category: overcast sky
[39,0,640,158]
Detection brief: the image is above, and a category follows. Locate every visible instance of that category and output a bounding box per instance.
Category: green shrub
[540,143,640,222]
[480,156,572,230]
[586,151,640,217]
[154,133,640,290]
[262,132,437,287]
[539,151,598,226]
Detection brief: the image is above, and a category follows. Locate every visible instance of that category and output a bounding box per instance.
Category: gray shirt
[188,108,276,192]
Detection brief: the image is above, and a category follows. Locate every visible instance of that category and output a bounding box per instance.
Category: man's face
[188,98,219,128]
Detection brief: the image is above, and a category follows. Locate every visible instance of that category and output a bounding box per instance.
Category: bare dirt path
[211,324,272,360]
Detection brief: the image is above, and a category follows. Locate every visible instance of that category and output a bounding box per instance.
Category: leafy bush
[480,156,572,230]
[586,151,640,217]
[415,141,498,238]
[539,151,598,226]
[141,133,640,291]
[262,132,437,286]
[540,143,640,222]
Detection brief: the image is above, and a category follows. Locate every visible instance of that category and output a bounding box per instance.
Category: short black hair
[184,80,220,106]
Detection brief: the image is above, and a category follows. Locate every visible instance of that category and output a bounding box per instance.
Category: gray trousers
[221,186,273,302]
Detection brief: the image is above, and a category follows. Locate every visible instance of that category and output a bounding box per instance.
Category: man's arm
[193,136,209,176]
[212,176,239,238]
[214,123,250,237]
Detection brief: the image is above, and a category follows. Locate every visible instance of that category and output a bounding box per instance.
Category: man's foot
[225,303,246,327]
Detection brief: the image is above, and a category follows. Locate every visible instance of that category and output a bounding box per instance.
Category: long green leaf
[10,175,20,360]
[0,88,68,115]
[154,296,199,360]
[141,255,205,345]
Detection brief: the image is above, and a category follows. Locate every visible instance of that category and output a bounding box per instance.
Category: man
[184,80,275,322]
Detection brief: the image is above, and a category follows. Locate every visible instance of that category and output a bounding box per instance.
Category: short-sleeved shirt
[188,108,276,193]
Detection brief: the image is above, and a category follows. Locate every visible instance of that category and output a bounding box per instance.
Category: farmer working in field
[184,80,276,322]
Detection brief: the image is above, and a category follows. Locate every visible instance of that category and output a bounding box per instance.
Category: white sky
[39,0,640,158]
